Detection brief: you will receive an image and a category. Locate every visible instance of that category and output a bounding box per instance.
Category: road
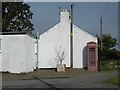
[2,71,119,88]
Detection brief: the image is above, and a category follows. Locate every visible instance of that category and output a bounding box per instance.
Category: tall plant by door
[57,46,66,64]
[56,46,66,72]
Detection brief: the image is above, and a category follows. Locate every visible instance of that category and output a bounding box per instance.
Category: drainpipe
[70,4,74,68]
[36,31,39,69]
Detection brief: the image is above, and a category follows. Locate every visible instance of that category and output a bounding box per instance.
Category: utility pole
[98,17,103,71]
[100,17,103,50]
[70,4,74,68]
[118,2,120,51]
[59,7,61,15]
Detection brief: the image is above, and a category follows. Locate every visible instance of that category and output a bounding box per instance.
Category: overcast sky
[27,2,118,39]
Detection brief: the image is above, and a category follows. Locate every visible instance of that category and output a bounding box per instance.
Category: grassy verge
[99,60,119,71]
[2,69,99,80]
[106,77,120,85]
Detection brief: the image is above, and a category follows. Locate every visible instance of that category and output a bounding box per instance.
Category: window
[89,48,95,66]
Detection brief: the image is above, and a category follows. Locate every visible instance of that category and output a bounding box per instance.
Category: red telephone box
[87,42,98,71]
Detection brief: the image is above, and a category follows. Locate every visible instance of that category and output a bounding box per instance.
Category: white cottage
[0,32,37,73]
[38,10,97,69]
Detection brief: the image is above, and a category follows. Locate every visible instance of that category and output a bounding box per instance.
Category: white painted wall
[38,9,97,69]
[26,35,37,72]
[1,34,36,73]
[73,25,97,68]
[39,22,71,68]
[39,10,71,68]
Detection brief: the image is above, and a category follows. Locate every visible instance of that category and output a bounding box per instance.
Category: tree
[2,2,34,33]
[97,34,117,50]
[97,34,119,60]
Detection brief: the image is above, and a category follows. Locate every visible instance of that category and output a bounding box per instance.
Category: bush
[106,49,120,59]
[98,48,120,60]
[99,60,119,71]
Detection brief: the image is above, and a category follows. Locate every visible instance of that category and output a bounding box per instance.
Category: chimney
[60,9,70,23]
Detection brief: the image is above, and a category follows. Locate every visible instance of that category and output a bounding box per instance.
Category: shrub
[106,49,120,59]
[99,48,120,60]
[99,60,119,71]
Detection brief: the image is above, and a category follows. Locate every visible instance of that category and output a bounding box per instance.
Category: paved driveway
[2,71,119,88]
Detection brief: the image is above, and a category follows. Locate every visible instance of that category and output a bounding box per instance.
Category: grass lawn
[2,68,100,80]
[99,60,119,71]
[106,77,120,85]
[2,68,118,80]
